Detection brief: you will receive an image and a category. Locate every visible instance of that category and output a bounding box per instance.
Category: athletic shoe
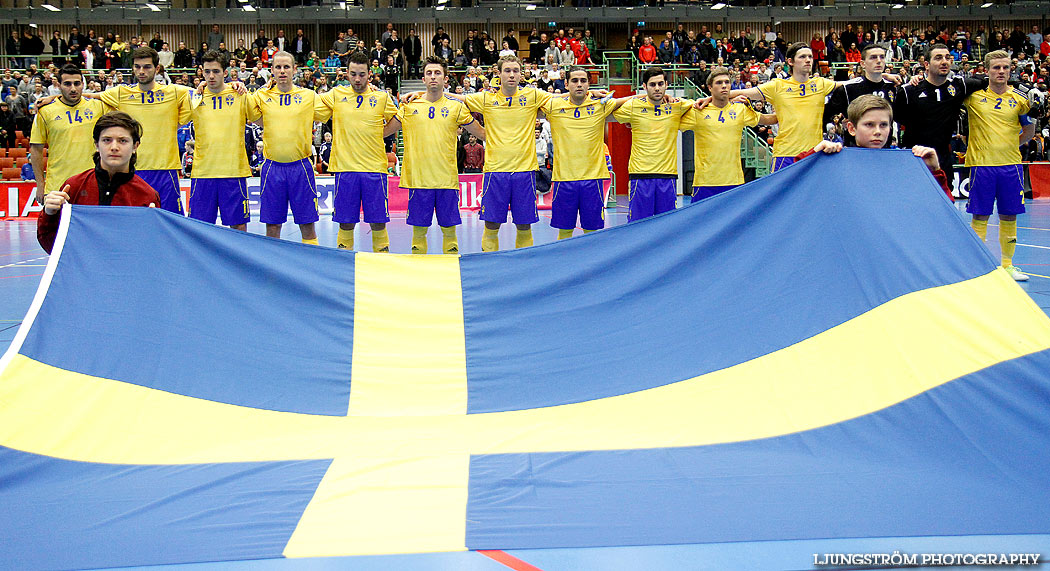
[1004,265,1029,281]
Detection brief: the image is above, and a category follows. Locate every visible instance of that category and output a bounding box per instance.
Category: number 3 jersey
[190,87,260,178]
[99,84,193,171]
[756,76,837,158]
[316,87,399,174]
[249,86,324,164]
[29,97,107,193]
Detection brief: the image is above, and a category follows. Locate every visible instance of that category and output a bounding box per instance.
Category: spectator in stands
[20,29,44,70]
[845,42,862,63]
[173,41,192,68]
[810,33,826,62]
[436,38,453,61]
[462,134,483,173]
[21,151,34,181]
[404,29,422,79]
[49,32,67,67]
[639,37,657,64]
[370,40,385,67]
[431,26,450,54]
[0,101,14,148]
[253,29,268,52]
[158,43,174,69]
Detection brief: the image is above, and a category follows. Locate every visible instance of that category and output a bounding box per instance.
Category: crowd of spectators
[3,20,1049,163]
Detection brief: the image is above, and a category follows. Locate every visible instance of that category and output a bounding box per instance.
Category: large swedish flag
[1,149,1049,569]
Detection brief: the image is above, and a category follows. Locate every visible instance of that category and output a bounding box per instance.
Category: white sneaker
[1004,265,1029,282]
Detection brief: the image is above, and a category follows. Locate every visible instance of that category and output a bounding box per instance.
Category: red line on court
[0,273,43,280]
[478,550,546,571]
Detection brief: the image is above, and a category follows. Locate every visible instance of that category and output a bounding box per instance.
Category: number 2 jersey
[29,97,108,193]
[963,87,1031,167]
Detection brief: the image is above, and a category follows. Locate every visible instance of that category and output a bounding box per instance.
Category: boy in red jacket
[38,111,160,253]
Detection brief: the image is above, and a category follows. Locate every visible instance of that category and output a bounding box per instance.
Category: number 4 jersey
[30,97,108,193]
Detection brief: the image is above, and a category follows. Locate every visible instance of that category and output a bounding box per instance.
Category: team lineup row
[31,43,1034,271]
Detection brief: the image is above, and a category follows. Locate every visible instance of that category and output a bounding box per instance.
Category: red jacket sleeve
[794,148,817,162]
[931,169,954,202]
[37,209,60,254]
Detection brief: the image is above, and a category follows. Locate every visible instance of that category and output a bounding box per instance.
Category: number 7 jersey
[29,98,108,193]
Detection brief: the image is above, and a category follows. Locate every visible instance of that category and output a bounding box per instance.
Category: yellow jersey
[98,83,192,170]
[396,96,475,189]
[680,102,762,187]
[464,87,552,173]
[29,97,108,193]
[542,95,616,181]
[756,76,837,158]
[316,86,398,174]
[612,96,692,175]
[963,88,1031,167]
[190,87,260,179]
[249,86,323,163]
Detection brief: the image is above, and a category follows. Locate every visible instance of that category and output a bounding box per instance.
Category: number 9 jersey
[315,87,399,174]
[29,98,107,194]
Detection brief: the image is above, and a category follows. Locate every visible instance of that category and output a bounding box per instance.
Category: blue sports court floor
[2,195,1049,570]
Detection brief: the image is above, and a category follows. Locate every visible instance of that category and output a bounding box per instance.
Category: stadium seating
[2,167,20,180]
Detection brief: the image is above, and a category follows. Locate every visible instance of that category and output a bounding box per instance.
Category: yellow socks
[411,226,428,254]
[372,228,389,253]
[302,237,319,245]
[336,228,354,250]
[441,226,459,254]
[558,229,574,240]
[971,218,988,241]
[999,219,1017,267]
[583,229,596,234]
[515,228,533,248]
[482,228,500,252]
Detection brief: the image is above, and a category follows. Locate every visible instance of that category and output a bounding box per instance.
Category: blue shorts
[691,184,738,203]
[772,157,795,172]
[479,171,539,225]
[550,179,606,231]
[259,158,319,225]
[406,188,461,227]
[138,169,183,214]
[628,176,677,222]
[333,172,389,224]
[188,177,249,226]
[966,165,1025,216]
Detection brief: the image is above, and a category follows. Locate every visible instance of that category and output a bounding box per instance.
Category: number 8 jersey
[316,86,399,174]
[29,97,107,193]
